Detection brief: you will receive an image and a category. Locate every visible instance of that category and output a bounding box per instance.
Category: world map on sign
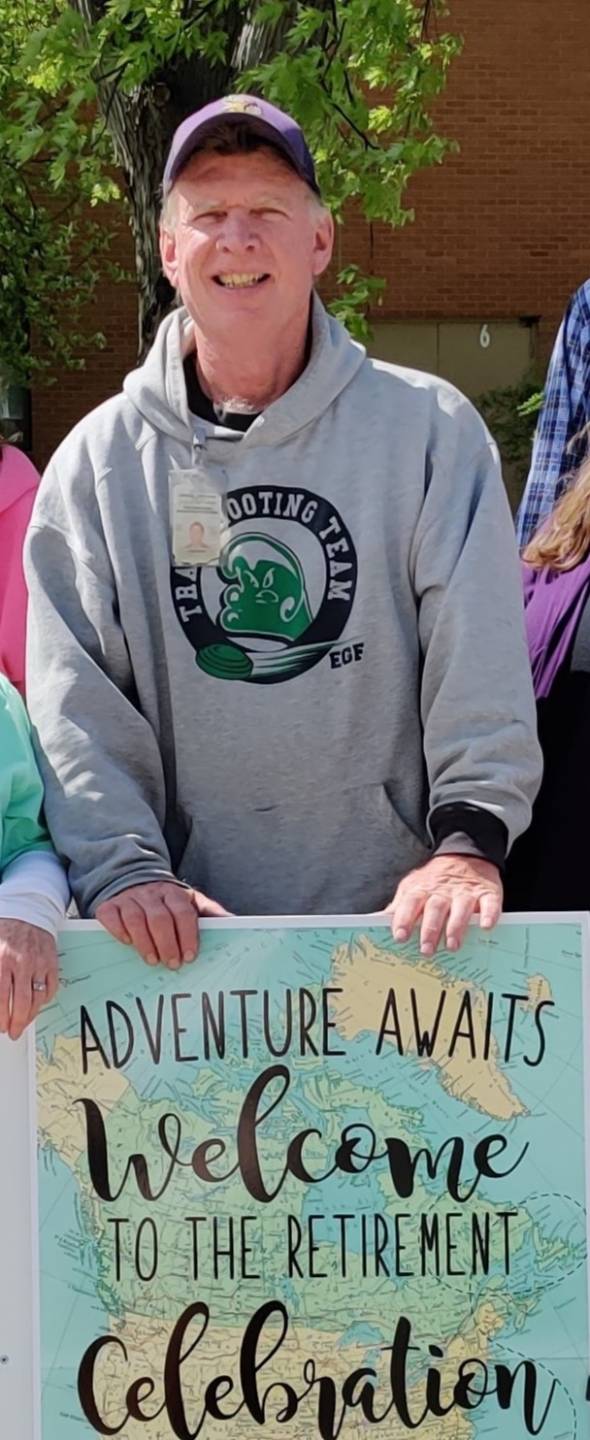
[36,921,589,1437]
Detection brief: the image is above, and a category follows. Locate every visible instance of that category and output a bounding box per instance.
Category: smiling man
[25,95,541,966]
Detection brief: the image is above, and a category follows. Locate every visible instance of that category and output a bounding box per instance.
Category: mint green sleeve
[0,676,53,873]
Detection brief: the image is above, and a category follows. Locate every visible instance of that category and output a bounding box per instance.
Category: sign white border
[0,913,588,1437]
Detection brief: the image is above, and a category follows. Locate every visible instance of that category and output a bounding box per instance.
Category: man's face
[160,147,334,339]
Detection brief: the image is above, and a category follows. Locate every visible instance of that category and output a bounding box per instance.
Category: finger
[117,900,160,966]
[389,890,426,944]
[45,958,60,1004]
[0,961,12,1035]
[96,900,133,948]
[164,890,199,963]
[29,977,50,1026]
[137,897,183,968]
[445,893,477,952]
[9,965,33,1041]
[478,888,503,931]
[185,889,232,963]
[32,945,59,1017]
[419,896,451,957]
[190,891,232,918]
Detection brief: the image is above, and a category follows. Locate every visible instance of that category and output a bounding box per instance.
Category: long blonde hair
[524,450,590,570]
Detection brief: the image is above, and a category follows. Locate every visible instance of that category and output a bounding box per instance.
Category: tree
[0,0,461,382]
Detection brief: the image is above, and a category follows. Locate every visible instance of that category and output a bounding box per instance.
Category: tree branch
[319,77,379,150]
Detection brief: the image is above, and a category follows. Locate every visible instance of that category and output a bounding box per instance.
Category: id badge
[170,470,225,566]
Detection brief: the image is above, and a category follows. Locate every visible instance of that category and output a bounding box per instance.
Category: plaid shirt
[516,280,590,547]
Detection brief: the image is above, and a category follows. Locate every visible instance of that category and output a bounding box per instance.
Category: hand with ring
[0,920,59,1040]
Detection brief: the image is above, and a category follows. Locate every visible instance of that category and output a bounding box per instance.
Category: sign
[1,916,589,1437]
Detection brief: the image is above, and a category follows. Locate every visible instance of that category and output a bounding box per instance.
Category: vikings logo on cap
[222,96,264,117]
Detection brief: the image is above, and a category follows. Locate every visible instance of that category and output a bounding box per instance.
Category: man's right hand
[95,881,230,968]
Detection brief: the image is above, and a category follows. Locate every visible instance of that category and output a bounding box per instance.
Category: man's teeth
[217,273,265,288]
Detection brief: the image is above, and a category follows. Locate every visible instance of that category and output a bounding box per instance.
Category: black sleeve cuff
[429,803,508,871]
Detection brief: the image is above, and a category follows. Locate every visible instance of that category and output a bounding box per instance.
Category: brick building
[22,0,590,471]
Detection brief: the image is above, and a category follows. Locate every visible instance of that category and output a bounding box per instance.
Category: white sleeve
[0,850,69,937]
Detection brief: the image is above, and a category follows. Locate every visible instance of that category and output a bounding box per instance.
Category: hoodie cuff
[430,804,508,872]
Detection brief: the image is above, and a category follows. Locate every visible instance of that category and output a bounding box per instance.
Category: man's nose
[217,211,258,250]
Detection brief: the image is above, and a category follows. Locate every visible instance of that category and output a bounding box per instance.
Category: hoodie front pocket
[177,780,430,916]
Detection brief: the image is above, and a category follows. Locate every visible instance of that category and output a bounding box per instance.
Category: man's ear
[311,209,335,280]
[160,223,179,288]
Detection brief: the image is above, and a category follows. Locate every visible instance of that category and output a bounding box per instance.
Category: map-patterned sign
[32,919,590,1437]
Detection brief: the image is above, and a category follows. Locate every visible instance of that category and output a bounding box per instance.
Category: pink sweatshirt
[0,445,40,694]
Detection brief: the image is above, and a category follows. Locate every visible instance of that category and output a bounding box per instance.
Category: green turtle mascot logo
[220,535,313,641]
[171,484,358,684]
[199,535,314,680]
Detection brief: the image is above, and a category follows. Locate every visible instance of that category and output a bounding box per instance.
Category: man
[25,95,541,967]
[517,279,590,547]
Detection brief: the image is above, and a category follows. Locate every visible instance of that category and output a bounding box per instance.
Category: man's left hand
[387,854,503,955]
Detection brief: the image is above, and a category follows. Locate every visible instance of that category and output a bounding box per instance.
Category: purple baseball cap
[162,94,320,196]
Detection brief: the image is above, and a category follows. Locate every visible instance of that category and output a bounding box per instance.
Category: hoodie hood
[123,293,366,449]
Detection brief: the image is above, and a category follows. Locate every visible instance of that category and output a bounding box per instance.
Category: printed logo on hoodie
[171,484,358,683]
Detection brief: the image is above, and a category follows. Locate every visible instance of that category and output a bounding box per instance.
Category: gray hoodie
[25,298,541,916]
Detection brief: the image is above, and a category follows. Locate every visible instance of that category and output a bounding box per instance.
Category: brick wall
[355,0,590,343]
[32,215,139,470]
[31,0,590,468]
